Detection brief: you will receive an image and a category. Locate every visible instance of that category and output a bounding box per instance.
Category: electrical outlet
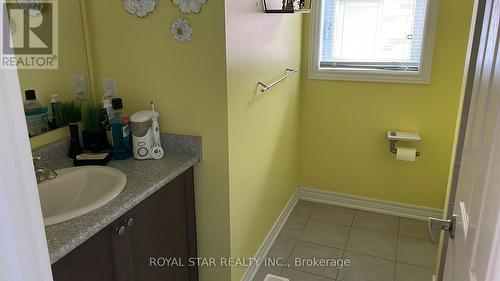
[103,78,117,98]
[73,75,87,100]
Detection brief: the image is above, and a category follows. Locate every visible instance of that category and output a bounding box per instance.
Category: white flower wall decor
[123,0,158,18]
[172,0,207,14]
[171,18,192,43]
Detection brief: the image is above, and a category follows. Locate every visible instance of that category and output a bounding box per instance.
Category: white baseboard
[240,190,299,281]
[299,187,443,221]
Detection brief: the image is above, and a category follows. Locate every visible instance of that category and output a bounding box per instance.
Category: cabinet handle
[117,226,126,236]
[125,218,134,227]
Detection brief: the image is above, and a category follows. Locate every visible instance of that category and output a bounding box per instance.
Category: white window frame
[308,0,439,84]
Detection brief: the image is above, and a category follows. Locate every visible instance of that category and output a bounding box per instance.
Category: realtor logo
[2,0,58,69]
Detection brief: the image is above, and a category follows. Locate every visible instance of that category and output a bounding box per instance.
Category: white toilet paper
[396,147,417,162]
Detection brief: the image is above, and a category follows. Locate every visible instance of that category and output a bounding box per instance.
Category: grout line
[394,218,401,281]
[306,218,354,230]
[280,201,315,277]
[339,249,437,270]
[336,212,356,281]
[336,246,348,281]
[260,201,309,281]
[299,201,315,239]
[305,216,354,227]
[285,267,336,280]
[277,237,296,276]
[396,261,437,270]
[351,225,399,235]
[399,233,437,243]
[288,202,340,280]
[296,239,346,252]
[343,249,396,262]
[349,226,399,237]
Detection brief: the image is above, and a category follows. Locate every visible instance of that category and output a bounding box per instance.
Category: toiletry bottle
[49,94,59,130]
[112,98,123,117]
[68,123,83,158]
[109,98,131,160]
[24,90,49,136]
[24,89,42,110]
[102,98,114,146]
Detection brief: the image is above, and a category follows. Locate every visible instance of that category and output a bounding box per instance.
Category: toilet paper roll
[396,147,417,162]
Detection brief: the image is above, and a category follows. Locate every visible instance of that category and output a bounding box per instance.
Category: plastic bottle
[24,89,42,110]
[110,117,131,160]
[102,98,114,146]
[23,90,49,136]
[109,98,131,160]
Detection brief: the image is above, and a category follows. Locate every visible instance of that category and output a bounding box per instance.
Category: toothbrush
[150,101,164,159]
[151,101,160,145]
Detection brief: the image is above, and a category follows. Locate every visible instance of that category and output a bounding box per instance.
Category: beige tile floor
[253,201,439,281]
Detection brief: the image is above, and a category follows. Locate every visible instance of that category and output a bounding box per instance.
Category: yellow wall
[19,0,91,149]
[225,2,302,280]
[85,1,232,281]
[299,0,475,209]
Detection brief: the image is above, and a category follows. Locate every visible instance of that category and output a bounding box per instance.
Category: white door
[441,0,500,280]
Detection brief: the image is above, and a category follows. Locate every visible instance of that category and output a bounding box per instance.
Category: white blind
[319,0,428,71]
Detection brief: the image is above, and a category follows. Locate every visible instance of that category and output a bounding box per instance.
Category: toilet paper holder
[387,131,421,157]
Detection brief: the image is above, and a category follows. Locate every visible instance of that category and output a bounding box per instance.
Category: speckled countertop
[33,133,202,264]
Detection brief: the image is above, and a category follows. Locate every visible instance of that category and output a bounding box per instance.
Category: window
[309,0,438,83]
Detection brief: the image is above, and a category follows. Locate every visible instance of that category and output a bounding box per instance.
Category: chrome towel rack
[258,68,298,93]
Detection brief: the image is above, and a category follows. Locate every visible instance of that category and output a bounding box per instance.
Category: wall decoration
[171,18,192,43]
[172,0,207,14]
[123,0,158,18]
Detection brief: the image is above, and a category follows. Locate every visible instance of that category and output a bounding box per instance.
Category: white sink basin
[38,166,127,226]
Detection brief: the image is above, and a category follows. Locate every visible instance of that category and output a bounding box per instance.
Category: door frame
[436,0,489,279]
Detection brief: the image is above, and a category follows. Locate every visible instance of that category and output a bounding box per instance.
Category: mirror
[12,0,93,138]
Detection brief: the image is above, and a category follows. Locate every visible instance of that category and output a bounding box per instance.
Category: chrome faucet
[32,153,58,184]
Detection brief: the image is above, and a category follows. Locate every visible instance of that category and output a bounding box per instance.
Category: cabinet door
[126,168,198,281]
[52,223,119,281]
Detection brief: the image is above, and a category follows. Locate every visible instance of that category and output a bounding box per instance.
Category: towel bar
[258,68,298,93]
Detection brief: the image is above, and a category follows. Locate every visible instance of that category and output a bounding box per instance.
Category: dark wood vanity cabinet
[52,168,198,281]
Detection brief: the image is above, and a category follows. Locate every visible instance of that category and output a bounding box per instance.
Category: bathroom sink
[38,166,127,226]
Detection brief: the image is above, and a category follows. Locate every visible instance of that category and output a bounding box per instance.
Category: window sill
[308,67,431,84]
